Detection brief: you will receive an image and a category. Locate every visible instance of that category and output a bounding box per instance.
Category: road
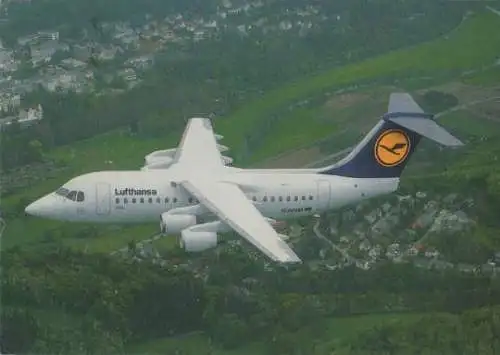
[434,95,500,119]
[487,5,500,17]
[312,218,368,268]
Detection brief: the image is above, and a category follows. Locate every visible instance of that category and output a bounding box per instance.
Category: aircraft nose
[25,200,42,216]
[25,195,53,217]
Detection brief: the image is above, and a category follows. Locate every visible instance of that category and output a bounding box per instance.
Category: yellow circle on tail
[374,129,410,167]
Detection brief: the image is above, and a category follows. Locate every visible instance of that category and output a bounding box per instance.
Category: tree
[1,307,39,354]
[418,90,459,114]
[28,139,44,161]
[210,313,250,349]
[127,240,137,256]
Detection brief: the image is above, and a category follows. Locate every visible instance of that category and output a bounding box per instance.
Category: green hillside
[4,10,500,252]
[4,7,500,355]
[216,10,500,159]
[129,313,427,355]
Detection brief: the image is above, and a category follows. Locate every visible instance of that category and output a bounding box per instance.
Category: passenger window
[124,198,128,204]
[132,198,136,203]
[173,197,177,203]
[278,196,283,202]
[294,196,298,201]
[286,196,291,202]
[270,196,275,202]
[140,198,144,203]
[148,198,153,203]
[263,196,268,202]
[301,196,306,201]
[67,190,77,201]
[76,191,84,202]
[157,197,161,203]
[115,198,120,204]
[309,195,313,200]
[165,197,169,203]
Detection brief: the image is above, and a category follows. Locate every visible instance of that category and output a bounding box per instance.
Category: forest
[3,242,500,354]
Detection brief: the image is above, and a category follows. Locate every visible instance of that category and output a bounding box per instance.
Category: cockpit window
[55,187,70,197]
[55,187,84,202]
[76,191,85,202]
[67,191,77,201]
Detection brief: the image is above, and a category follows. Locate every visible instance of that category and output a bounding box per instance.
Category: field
[438,109,500,138]
[462,65,500,86]
[216,10,500,157]
[127,312,429,355]
[4,9,500,254]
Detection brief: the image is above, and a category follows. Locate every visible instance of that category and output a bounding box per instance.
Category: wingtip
[281,255,302,264]
[273,251,302,264]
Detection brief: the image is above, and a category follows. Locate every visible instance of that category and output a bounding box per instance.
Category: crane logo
[374,129,410,167]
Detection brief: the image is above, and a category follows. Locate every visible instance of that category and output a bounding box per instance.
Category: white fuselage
[26,166,399,224]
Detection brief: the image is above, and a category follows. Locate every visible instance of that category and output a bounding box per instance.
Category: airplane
[25,93,464,263]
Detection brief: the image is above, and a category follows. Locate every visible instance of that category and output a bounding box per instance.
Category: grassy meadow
[216,10,500,156]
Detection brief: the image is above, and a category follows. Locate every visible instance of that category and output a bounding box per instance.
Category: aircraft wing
[173,117,224,169]
[180,178,302,264]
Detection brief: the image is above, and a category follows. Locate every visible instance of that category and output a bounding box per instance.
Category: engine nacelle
[217,144,229,153]
[142,158,174,170]
[221,155,233,166]
[189,220,231,234]
[144,147,231,168]
[145,148,177,165]
[180,230,218,252]
[160,213,197,235]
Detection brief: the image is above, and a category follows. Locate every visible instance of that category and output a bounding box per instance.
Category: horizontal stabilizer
[385,93,463,147]
[386,114,464,147]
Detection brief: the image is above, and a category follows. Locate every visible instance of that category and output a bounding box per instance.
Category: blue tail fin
[318,93,463,179]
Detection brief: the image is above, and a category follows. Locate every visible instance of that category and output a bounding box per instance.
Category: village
[0,0,332,128]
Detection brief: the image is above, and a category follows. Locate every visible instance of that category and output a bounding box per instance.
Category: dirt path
[466,108,500,123]
[487,6,500,17]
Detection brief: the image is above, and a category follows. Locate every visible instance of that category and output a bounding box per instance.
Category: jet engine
[160,212,197,235]
[142,143,232,170]
[142,149,176,170]
[141,160,174,170]
[145,149,176,164]
[221,155,233,166]
[180,230,218,252]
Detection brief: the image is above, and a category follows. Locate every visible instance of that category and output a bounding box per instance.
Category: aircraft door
[96,182,111,215]
[316,180,331,211]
